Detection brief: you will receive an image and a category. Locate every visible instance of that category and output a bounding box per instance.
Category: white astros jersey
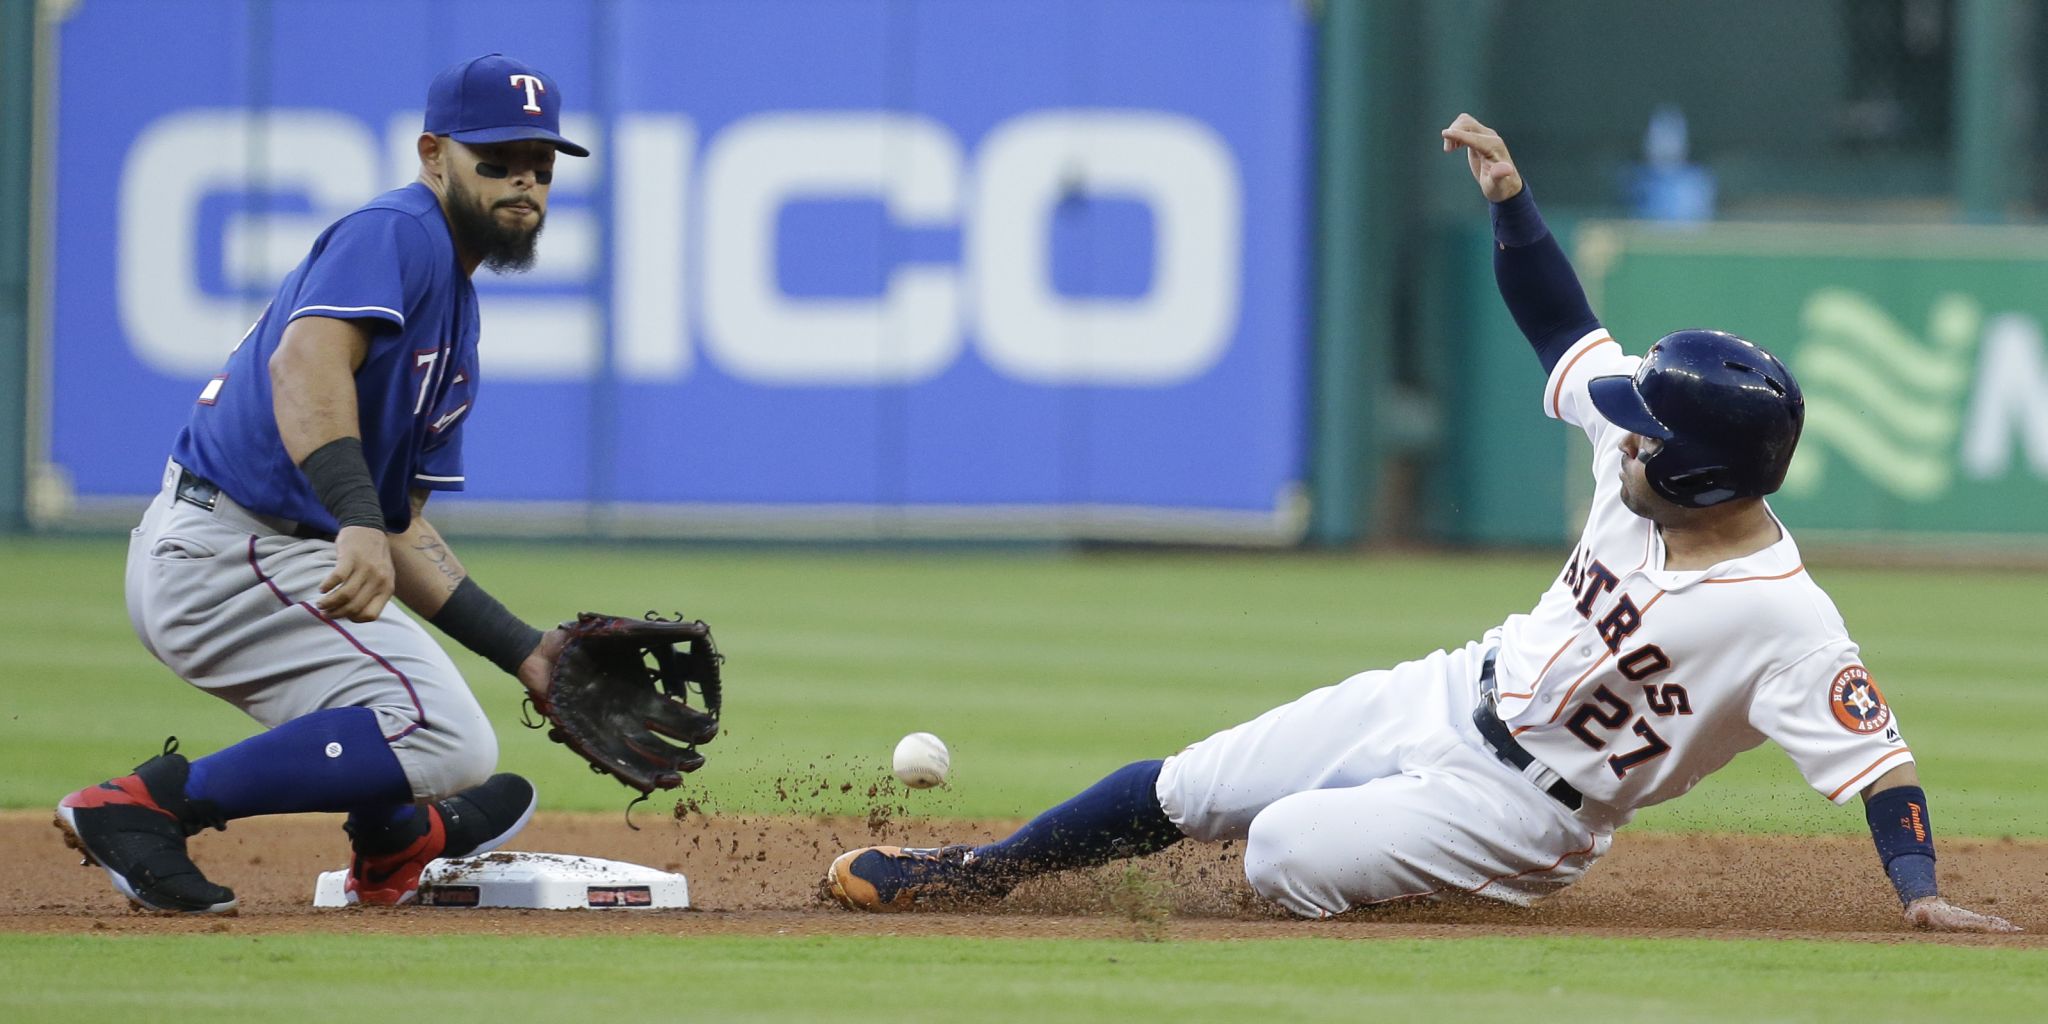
[1152,327,1914,917]
[1495,330,1914,817]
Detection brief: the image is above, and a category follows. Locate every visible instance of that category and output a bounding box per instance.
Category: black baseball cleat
[343,773,538,905]
[54,739,237,914]
[825,844,1013,912]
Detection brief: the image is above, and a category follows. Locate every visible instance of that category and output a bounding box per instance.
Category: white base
[313,851,689,910]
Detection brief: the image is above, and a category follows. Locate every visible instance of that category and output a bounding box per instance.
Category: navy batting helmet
[1587,329,1804,508]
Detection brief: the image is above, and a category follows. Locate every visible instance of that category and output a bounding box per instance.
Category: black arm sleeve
[299,437,387,531]
[1490,188,1602,375]
[430,577,544,677]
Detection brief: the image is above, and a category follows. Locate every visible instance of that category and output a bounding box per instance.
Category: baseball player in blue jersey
[56,54,590,912]
[823,115,2017,934]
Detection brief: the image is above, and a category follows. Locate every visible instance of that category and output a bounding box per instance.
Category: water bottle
[1632,104,1715,222]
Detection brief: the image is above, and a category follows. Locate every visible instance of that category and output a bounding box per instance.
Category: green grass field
[4,536,2045,1019]
[2,933,2045,1024]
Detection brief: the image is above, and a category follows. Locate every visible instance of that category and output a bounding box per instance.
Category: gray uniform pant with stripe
[124,462,496,800]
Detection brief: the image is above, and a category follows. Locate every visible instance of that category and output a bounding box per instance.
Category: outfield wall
[0,0,34,534]
[1428,220,2048,549]
[15,2,2048,552]
[1580,222,2048,548]
[31,0,1313,543]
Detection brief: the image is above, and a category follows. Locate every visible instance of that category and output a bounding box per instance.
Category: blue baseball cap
[424,53,590,157]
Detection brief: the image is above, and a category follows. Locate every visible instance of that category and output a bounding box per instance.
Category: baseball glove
[527,612,723,797]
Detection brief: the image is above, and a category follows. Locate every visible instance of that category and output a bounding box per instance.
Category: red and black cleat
[54,739,237,914]
[344,773,538,905]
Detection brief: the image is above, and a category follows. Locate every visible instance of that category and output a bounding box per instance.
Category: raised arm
[1440,113,1602,374]
[1860,763,2018,932]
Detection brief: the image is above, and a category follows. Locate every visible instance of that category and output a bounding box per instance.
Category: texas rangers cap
[424,53,590,157]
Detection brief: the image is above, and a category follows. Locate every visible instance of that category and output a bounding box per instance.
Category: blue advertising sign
[46,0,1312,540]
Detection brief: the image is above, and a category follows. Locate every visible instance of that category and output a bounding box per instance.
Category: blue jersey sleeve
[413,353,475,493]
[416,420,467,492]
[285,210,432,334]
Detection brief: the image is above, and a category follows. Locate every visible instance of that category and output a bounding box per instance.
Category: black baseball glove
[527,612,723,796]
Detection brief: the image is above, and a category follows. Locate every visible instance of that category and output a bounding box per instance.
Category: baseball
[892,732,950,789]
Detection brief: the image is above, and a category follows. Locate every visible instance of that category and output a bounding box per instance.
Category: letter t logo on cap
[509,74,545,114]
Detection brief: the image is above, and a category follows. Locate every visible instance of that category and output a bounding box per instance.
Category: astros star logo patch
[1828,665,1891,734]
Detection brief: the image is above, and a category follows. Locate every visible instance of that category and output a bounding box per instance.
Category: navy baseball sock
[968,759,1184,877]
[183,707,415,821]
[345,802,418,840]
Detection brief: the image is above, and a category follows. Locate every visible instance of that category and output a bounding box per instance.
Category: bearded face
[445,171,545,274]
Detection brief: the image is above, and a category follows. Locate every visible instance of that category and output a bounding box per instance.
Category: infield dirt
[3,810,2040,946]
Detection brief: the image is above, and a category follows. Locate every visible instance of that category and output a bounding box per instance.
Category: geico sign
[118,109,1243,386]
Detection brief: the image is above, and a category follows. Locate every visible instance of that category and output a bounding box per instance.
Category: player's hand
[318,525,396,622]
[515,627,568,702]
[1904,895,2021,933]
[1441,113,1524,203]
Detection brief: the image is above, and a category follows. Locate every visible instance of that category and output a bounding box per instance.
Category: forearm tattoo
[411,533,464,590]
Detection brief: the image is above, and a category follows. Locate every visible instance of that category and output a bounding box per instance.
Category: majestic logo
[508,74,546,114]
[1828,665,1892,734]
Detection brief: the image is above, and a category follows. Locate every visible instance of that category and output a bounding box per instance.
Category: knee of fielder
[438,730,498,797]
[387,708,498,799]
